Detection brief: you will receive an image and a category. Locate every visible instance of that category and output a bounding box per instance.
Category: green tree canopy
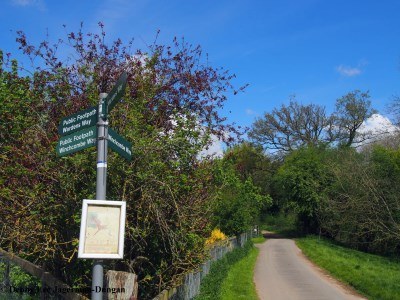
[273,145,336,232]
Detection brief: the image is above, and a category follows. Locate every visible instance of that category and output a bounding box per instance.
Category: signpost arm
[92,92,108,300]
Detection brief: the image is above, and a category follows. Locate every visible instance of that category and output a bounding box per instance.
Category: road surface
[254,237,366,300]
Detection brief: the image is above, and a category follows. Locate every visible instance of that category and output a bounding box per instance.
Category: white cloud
[355,114,398,147]
[246,109,256,115]
[336,65,362,77]
[160,112,224,159]
[12,0,29,5]
[198,134,223,158]
[359,114,397,134]
[12,0,46,10]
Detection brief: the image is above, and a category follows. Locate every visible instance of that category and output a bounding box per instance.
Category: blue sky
[2,0,400,132]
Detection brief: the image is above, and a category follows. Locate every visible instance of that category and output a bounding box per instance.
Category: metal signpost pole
[56,73,129,299]
[92,92,108,300]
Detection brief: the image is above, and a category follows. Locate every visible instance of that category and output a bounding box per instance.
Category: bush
[321,146,400,255]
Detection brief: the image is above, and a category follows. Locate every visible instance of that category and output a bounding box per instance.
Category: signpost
[55,72,129,300]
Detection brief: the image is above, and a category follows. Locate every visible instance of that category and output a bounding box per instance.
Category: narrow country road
[253,237,366,300]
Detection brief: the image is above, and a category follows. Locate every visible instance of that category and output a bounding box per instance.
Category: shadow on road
[262,230,304,239]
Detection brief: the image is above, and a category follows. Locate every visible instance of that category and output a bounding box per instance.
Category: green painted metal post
[91,93,108,300]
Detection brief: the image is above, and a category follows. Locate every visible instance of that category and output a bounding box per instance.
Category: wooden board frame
[78,199,126,259]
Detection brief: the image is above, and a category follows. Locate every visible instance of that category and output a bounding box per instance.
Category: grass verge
[251,236,266,244]
[219,246,259,300]
[296,236,400,300]
[195,241,259,300]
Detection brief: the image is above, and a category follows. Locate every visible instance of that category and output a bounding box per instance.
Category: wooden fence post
[1,257,10,288]
[105,270,138,300]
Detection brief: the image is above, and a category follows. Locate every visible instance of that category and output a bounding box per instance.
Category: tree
[249,91,377,153]
[222,142,276,195]
[335,90,376,147]
[387,95,400,126]
[248,98,336,153]
[273,145,335,233]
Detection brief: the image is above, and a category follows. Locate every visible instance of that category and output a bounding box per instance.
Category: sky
[2,0,400,143]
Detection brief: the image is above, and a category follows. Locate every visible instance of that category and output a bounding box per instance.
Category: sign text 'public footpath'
[56,126,97,156]
[58,106,98,136]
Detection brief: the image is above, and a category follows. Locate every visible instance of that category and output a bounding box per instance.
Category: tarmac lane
[253,238,366,300]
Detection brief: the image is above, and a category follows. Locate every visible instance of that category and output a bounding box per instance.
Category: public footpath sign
[56,126,97,156]
[108,128,132,161]
[56,75,131,161]
[55,72,130,300]
[58,106,98,136]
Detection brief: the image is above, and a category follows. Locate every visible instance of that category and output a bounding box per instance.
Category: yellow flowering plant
[205,228,228,245]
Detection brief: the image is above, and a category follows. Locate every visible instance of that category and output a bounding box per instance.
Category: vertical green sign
[100,72,127,120]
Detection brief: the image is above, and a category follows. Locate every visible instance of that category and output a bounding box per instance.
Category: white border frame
[78,199,126,259]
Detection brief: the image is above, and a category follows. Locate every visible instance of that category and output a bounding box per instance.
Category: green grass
[251,236,266,244]
[296,236,400,300]
[219,246,259,300]
[195,241,259,300]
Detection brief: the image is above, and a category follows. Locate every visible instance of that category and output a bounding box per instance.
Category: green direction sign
[100,72,127,119]
[56,126,97,157]
[58,107,97,136]
[108,128,132,161]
